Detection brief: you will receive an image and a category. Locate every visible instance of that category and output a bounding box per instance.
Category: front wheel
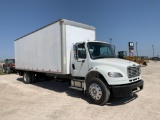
[6,68,11,74]
[2,68,6,73]
[86,78,110,105]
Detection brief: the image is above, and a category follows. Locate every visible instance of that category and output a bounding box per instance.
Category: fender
[84,65,129,90]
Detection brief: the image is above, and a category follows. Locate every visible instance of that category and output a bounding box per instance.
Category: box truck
[14,19,144,105]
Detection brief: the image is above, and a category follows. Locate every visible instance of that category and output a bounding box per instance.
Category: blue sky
[0,0,160,60]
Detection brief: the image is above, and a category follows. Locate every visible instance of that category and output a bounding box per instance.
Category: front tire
[86,78,110,105]
[2,68,6,73]
[6,68,11,74]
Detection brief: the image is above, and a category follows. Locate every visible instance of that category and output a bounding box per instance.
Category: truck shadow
[17,77,87,101]
[16,77,138,106]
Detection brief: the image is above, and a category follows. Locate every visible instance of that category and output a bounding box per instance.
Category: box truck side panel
[15,22,62,72]
[65,25,95,74]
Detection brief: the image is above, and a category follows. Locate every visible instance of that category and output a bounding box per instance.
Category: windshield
[5,59,15,64]
[9,59,15,63]
[87,42,116,59]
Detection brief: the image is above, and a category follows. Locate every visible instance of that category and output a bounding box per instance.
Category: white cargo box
[14,19,95,74]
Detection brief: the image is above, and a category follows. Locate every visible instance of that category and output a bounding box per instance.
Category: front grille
[127,66,140,78]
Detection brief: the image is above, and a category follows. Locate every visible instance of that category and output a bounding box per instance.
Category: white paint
[65,25,95,74]
[15,22,62,72]
[14,20,96,74]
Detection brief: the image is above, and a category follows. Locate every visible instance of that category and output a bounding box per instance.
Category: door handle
[82,60,85,63]
[72,64,75,70]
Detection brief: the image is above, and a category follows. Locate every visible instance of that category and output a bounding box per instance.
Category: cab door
[71,43,89,77]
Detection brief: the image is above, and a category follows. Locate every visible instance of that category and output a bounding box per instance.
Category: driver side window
[77,44,86,59]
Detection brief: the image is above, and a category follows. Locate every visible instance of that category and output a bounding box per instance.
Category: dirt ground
[0,61,160,120]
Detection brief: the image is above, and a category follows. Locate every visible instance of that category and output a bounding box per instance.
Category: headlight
[108,72,123,78]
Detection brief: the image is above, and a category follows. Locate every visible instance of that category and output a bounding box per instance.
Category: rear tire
[23,72,32,84]
[19,71,24,76]
[86,78,110,105]
[31,72,37,83]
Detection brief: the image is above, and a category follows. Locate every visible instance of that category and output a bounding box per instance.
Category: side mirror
[73,44,78,60]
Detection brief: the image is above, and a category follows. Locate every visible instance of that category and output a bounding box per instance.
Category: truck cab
[70,41,143,105]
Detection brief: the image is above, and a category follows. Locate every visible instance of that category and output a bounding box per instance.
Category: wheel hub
[89,83,102,100]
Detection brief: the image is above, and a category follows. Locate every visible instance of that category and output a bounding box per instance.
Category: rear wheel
[23,72,32,84]
[31,72,38,83]
[86,78,110,105]
[18,71,24,76]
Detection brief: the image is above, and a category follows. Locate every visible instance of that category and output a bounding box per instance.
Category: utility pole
[109,38,112,45]
[136,42,138,57]
[152,45,154,57]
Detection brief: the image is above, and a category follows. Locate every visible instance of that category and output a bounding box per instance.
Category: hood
[91,58,139,69]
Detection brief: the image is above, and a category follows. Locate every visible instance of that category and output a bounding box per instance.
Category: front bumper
[112,80,144,97]
[10,66,15,70]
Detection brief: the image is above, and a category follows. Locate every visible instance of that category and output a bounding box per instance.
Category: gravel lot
[0,61,160,120]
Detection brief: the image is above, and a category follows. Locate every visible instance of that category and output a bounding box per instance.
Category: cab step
[69,86,83,91]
